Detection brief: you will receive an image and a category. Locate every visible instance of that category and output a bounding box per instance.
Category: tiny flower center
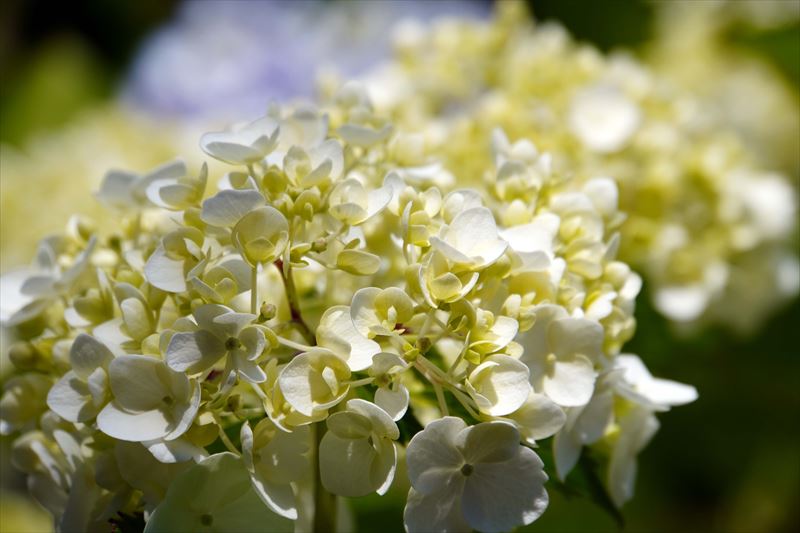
[225,337,241,350]
[546,353,557,366]
[200,513,214,526]
[461,463,474,476]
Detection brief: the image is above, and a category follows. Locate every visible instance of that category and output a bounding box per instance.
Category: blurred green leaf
[0,36,111,145]
[729,23,800,89]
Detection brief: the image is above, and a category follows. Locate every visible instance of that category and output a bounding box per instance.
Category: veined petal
[69,334,114,379]
[404,486,469,533]
[166,331,225,374]
[406,417,466,494]
[108,355,169,411]
[200,189,265,228]
[47,372,95,422]
[320,433,381,497]
[462,446,549,532]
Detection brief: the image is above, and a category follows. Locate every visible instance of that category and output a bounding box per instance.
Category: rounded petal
[143,452,292,533]
[277,349,350,416]
[509,392,566,443]
[406,417,466,494]
[457,421,520,465]
[144,246,186,293]
[69,334,114,379]
[346,399,399,439]
[200,189,265,228]
[466,356,531,416]
[97,402,172,442]
[350,287,380,337]
[47,372,96,422]
[549,317,603,360]
[320,433,381,497]
[543,355,596,407]
[166,331,226,374]
[518,304,568,365]
[403,486,469,533]
[375,385,409,421]
[316,306,379,371]
[462,446,549,532]
[108,355,169,411]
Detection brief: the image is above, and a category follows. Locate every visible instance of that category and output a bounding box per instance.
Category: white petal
[47,372,95,422]
[316,306,380,371]
[375,386,409,421]
[553,426,582,480]
[97,402,172,442]
[320,433,381,497]
[277,349,350,416]
[144,245,186,293]
[466,356,531,416]
[573,390,615,445]
[458,421,520,465]
[583,177,618,216]
[145,438,206,463]
[121,298,152,341]
[337,124,393,147]
[518,304,568,362]
[107,355,169,411]
[0,269,36,322]
[640,378,698,407]
[549,317,604,360]
[347,399,399,439]
[250,476,297,520]
[165,384,201,440]
[568,84,640,153]
[543,355,596,407]
[350,287,380,337]
[69,334,114,379]
[96,170,137,208]
[166,331,225,373]
[509,392,566,443]
[462,447,549,532]
[654,285,709,322]
[143,451,292,532]
[404,486,469,533]
[92,318,129,357]
[405,417,466,494]
[200,189,265,228]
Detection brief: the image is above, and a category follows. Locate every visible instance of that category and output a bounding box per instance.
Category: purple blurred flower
[123,0,490,121]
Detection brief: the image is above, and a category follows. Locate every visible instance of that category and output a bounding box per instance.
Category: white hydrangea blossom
[0,80,695,532]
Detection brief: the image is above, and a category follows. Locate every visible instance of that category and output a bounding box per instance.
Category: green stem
[251,265,258,315]
[312,421,337,533]
[275,259,315,345]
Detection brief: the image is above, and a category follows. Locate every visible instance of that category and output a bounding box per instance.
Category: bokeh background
[1,1,798,531]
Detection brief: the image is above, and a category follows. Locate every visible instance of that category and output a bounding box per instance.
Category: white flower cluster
[0,83,696,532]
[358,1,798,332]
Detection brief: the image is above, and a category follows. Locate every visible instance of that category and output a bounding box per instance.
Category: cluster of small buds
[358,1,798,332]
[0,82,696,532]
